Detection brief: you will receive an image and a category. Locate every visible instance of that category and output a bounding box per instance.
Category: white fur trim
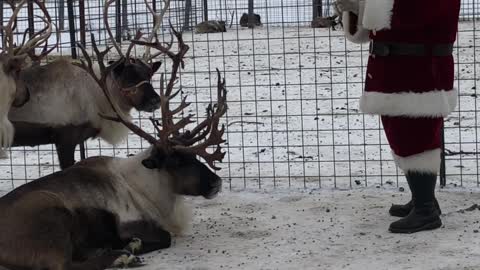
[393,148,441,173]
[342,10,371,44]
[360,89,457,117]
[362,0,395,31]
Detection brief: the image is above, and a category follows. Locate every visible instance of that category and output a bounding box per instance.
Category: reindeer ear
[142,147,167,169]
[150,61,162,74]
[5,55,26,74]
[112,59,126,76]
[141,158,158,169]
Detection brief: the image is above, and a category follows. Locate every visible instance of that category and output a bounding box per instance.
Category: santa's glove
[333,0,360,15]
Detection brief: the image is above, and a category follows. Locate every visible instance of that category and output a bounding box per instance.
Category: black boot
[389,172,442,234]
[389,173,442,217]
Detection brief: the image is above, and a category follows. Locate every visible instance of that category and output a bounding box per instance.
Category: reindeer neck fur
[8,60,132,145]
[109,147,191,234]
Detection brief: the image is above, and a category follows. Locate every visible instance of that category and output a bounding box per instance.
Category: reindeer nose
[142,96,161,112]
[151,95,161,108]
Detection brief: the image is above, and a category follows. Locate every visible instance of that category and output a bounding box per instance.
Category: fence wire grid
[0,0,479,191]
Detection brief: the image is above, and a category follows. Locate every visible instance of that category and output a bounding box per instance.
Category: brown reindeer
[2,0,165,169]
[0,24,227,270]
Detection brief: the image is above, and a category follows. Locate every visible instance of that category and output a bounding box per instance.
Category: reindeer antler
[1,0,56,62]
[142,0,171,62]
[103,0,124,58]
[1,0,27,56]
[77,24,227,170]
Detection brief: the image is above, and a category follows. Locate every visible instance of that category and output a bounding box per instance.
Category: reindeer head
[0,0,55,148]
[99,0,165,113]
[107,57,162,112]
[77,23,227,199]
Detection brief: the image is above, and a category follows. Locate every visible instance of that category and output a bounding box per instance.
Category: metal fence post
[183,0,192,31]
[121,0,128,40]
[115,0,121,42]
[79,0,86,46]
[440,122,446,187]
[203,0,208,21]
[0,0,4,42]
[312,0,322,19]
[27,0,35,37]
[247,0,254,28]
[67,0,77,58]
[67,0,87,161]
[58,0,65,30]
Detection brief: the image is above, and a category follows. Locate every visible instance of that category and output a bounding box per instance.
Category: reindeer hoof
[112,252,143,268]
[125,237,142,254]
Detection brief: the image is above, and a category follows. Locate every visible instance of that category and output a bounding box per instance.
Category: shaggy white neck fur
[362,0,395,31]
[111,148,192,234]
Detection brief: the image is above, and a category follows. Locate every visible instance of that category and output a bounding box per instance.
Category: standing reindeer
[0,23,228,270]
[2,0,164,169]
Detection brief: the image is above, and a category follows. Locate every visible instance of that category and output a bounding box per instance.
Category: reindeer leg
[55,140,77,170]
[119,220,172,255]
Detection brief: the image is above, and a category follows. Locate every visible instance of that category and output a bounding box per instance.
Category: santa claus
[334,0,460,233]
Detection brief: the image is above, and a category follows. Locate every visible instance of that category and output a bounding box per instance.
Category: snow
[131,187,480,270]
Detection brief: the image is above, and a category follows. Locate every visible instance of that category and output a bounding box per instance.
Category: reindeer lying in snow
[0,24,228,270]
[1,0,163,169]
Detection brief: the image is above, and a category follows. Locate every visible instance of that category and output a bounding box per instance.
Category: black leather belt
[369,42,453,57]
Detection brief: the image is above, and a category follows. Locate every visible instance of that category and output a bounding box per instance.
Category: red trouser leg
[381,116,443,173]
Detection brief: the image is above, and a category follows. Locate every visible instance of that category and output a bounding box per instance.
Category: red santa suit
[342,0,460,173]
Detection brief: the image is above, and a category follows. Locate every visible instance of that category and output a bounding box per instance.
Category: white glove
[334,0,360,15]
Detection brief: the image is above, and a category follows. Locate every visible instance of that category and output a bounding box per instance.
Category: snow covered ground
[128,187,480,270]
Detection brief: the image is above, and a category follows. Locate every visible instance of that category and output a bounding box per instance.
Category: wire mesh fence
[0,0,479,191]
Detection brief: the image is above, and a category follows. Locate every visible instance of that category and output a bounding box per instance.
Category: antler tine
[143,0,170,62]
[104,0,124,57]
[125,29,144,60]
[22,0,60,62]
[9,0,57,62]
[176,69,227,146]
[2,0,28,56]
[15,15,53,56]
[173,69,228,170]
